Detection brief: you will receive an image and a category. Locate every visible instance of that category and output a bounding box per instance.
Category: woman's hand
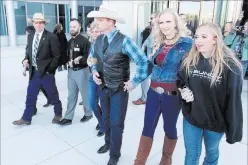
[178,87,194,102]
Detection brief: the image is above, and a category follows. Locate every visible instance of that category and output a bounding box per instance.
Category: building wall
[0,0,101,47]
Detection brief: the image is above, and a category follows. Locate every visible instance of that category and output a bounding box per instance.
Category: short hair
[25,26,35,33]
[70,18,81,26]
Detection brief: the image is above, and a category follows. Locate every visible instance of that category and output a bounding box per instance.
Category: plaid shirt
[88,27,149,87]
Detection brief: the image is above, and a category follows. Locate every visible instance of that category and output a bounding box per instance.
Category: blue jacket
[151,37,192,83]
[224,29,240,50]
[241,32,248,61]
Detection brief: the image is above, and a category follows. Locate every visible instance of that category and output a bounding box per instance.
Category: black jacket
[67,34,90,69]
[177,55,243,144]
[24,29,61,79]
[55,31,68,66]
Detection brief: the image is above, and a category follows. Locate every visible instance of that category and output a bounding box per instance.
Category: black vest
[94,32,130,91]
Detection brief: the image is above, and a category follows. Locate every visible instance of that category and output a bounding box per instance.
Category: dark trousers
[99,87,129,159]
[40,86,50,102]
[88,75,104,132]
[142,88,181,139]
[22,71,62,122]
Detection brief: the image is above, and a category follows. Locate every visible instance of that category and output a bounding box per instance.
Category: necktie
[102,36,109,53]
[32,33,40,67]
[70,39,75,60]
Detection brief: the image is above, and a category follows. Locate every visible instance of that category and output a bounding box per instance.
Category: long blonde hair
[181,23,242,86]
[153,8,188,46]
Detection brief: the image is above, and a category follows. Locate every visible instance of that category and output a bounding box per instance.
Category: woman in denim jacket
[241,21,248,77]
[134,9,192,165]
[223,22,240,50]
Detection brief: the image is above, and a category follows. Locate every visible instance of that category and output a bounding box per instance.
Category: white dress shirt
[32,29,44,53]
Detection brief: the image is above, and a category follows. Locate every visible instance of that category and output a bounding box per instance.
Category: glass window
[14,1,26,35]
[58,4,70,33]
[0,1,7,35]
[43,3,57,32]
[84,6,94,32]
[179,1,201,34]
[26,2,42,20]
[200,1,216,24]
[78,5,84,33]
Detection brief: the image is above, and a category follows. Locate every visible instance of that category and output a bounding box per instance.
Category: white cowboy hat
[27,13,49,24]
[87,4,125,24]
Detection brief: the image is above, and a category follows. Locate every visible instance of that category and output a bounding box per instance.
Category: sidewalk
[1,46,247,165]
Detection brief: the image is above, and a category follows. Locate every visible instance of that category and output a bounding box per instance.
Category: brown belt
[151,86,179,95]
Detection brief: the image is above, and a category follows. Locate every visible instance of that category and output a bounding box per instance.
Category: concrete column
[71,0,78,18]
[5,1,17,46]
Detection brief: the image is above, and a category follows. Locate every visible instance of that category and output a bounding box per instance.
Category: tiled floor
[1,46,247,165]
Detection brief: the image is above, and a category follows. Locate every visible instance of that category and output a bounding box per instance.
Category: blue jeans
[99,87,129,159]
[140,77,150,101]
[183,118,224,165]
[22,71,62,122]
[142,88,181,139]
[88,75,104,132]
[241,61,248,78]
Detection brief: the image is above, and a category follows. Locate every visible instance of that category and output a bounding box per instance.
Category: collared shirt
[88,27,149,87]
[32,29,44,52]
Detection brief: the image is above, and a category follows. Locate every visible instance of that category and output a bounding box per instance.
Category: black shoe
[107,157,119,165]
[33,107,37,116]
[79,101,83,105]
[58,119,72,126]
[43,101,51,107]
[97,131,104,137]
[80,115,93,123]
[97,144,110,154]
[96,123,100,130]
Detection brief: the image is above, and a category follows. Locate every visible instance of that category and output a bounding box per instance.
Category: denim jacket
[151,37,192,83]
[241,32,248,61]
[224,29,240,50]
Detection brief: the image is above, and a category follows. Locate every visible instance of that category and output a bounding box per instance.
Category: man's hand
[23,59,29,68]
[74,56,82,65]
[87,57,98,65]
[93,72,102,85]
[68,60,73,68]
[123,81,135,92]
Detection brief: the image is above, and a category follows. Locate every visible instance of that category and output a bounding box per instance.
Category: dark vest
[94,32,130,91]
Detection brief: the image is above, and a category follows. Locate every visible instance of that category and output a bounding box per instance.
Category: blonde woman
[177,23,243,165]
[87,22,105,137]
[134,9,192,165]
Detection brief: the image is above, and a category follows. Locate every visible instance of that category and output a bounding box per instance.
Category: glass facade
[78,5,96,33]
[43,3,57,32]
[0,0,7,35]
[14,1,26,35]
[10,0,101,35]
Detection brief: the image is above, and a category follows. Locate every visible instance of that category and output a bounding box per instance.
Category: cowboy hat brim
[27,18,50,24]
[87,11,126,24]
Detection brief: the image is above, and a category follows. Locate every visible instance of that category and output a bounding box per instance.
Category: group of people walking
[12,4,244,165]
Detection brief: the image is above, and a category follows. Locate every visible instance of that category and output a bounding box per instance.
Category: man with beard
[58,18,92,125]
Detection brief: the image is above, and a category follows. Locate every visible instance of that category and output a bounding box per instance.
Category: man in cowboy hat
[13,13,63,125]
[87,4,149,165]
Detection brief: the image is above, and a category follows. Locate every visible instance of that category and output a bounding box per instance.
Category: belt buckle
[155,87,164,94]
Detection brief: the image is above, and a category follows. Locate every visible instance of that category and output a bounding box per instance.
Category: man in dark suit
[13,13,63,125]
